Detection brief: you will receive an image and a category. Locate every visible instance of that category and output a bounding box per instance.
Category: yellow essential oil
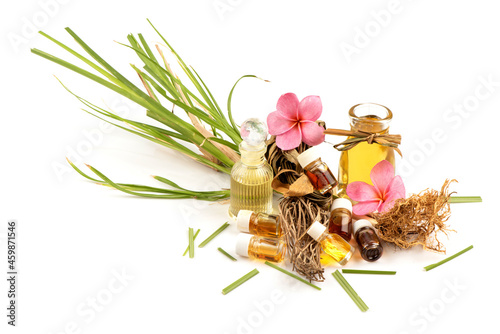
[307,221,354,266]
[235,233,286,263]
[228,119,274,218]
[236,210,282,238]
[338,103,395,198]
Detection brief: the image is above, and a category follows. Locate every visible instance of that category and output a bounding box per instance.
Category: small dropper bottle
[353,219,383,262]
[307,221,354,265]
[236,210,283,238]
[297,146,338,194]
[235,233,286,263]
[328,198,353,241]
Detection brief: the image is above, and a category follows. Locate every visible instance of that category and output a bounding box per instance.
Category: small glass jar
[353,219,383,262]
[328,198,353,241]
[338,103,395,198]
[235,233,286,263]
[236,210,282,238]
[307,221,353,266]
[297,146,338,194]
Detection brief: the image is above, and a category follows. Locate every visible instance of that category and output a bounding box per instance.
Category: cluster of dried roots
[279,196,330,282]
[373,179,457,253]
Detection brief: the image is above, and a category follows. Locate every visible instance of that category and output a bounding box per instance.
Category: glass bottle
[228,119,274,218]
[338,103,395,198]
[307,221,354,266]
[236,210,282,238]
[235,233,286,263]
[353,219,383,262]
[297,146,338,194]
[328,198,353,241]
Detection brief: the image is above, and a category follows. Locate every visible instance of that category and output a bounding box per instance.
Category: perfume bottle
[236,210,283,238]
[235,233,286,263]
[228,118,274,218]
[307,221,354,266]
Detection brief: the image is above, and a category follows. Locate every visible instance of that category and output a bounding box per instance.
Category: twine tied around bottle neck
[324,128,403,157]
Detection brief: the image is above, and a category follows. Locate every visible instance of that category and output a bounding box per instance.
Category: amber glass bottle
[235,233,286,263]
[328,198,353,241]
[236,210,282,238]
[353,219,383,262]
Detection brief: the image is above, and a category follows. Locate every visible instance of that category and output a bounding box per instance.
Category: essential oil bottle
[353,219,383,262]
[236,210,283,238]
[235,233,286,263]
[328,198,353,241]
[228,119,274,218]
[297,146,338,194]
[307,221,353,265]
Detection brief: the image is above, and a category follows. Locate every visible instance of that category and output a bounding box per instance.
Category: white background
[1,1,499,333]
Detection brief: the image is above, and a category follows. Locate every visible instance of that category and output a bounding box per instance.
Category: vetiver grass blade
[188,227,195,258]
[423,245,474,271]
[342,269,397,275]
[264,261,321,290]
[332,270,369,312]
[222,269,259,295]
[183,229,200,256]
[218,248,237,261]
[198,222,230,248]
[448,196,482,203]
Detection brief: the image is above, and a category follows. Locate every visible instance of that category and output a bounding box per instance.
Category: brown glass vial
[353,219,383,262]
[236,210,282,238]
[328,198,353,241]
[235,233,286,263]
[297,147,338,194]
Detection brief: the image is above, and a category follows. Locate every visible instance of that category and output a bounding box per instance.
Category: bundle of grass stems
[32,19,267,200]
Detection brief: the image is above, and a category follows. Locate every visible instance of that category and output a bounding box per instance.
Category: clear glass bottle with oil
[236,210,283,238]
[228,119,274,218]
[338,103,395,198]
[235,233,286,263]
[307,221,354,266]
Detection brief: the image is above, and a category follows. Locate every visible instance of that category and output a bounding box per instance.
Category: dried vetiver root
[373,179,456,253]
[279,196,329,282]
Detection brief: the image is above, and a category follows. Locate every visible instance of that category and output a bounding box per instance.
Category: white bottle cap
[307,221,327,241]
[235,233,254,257]
[297,146,321,168]
[331,198,353,212]
[236,210,253,233]
[353,219,373,234]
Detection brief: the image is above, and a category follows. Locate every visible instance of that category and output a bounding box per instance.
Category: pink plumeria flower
[267,93,325,150]
[346,160,405,215]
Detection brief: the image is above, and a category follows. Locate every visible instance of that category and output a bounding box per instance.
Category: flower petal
[275,124,302,150]
[267,111,296,135]
[379,175,405,213]
[297,95,322,121]
[276,93,299,120]
[346,181,379,202]
[370,160,395,197]
[299,121,325,146]
[352,200,382,215]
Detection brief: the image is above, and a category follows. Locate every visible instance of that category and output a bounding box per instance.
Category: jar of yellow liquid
[337,103,395,198]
